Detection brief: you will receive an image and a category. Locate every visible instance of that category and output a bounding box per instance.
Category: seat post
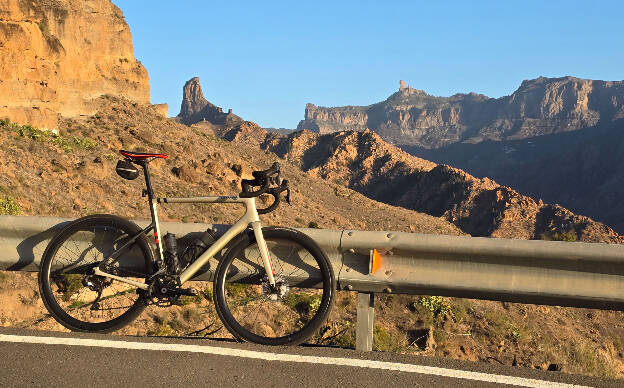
[141,160,164,263]
[141,161,155,200]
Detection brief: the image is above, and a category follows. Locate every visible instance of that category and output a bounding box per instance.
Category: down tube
[178,216,249,284]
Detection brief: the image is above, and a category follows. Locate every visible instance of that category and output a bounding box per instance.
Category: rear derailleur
[52,269,112,312]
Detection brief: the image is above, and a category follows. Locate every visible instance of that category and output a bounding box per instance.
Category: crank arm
[93,268,149,290]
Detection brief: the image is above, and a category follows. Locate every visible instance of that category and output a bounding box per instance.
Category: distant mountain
[297,76,624,234]
[263,127,296,135]
[297,76,624,148]
[176,77,243,126]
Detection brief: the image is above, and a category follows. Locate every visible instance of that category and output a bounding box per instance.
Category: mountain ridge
[297,76,624,147]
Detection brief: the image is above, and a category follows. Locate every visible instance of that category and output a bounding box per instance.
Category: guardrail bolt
[345,284,353,291]
[383,287,392,293]
[347,248,355,254]
[348,231,354,237]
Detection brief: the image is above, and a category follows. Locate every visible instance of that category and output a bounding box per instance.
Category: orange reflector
[369,249,382,275]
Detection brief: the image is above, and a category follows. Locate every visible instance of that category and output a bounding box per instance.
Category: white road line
[0,334,590,388]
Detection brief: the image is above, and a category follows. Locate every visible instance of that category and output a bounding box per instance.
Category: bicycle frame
[161,195,274,285]
[93,161,276,291]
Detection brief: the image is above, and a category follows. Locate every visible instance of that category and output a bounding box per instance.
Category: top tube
[156,196,247,204]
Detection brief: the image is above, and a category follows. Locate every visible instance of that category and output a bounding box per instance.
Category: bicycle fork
[251,221,276,287]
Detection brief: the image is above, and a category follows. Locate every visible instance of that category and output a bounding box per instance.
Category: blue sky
[114,1,623,129]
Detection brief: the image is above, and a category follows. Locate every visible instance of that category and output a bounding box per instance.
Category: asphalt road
[0,328,619,388]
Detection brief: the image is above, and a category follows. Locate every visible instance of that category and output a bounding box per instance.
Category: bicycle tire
[213,227,335,345]
[38,214,154,332]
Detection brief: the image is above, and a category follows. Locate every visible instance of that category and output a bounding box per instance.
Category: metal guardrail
[2,215,624,351]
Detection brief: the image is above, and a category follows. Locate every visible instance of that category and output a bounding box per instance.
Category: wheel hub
[261,275,289,302]
[82,274,111,292]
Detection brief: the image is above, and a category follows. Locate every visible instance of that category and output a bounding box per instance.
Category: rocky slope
[298,77,624,148]
[177,77,242,126]
[0,95,461,236]
[0,0,150,129]
[408,118,624,234]
[221,122,623,243]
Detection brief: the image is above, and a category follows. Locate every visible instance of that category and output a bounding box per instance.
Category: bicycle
[38,150,335,346]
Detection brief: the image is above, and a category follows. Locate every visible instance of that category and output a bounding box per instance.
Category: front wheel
[213,228,335,345]
[38,214,154,333]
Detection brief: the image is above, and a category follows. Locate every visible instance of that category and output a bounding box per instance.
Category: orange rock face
[0,0,150,129]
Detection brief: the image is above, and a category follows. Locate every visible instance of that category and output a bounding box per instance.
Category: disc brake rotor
[261,275,289,302]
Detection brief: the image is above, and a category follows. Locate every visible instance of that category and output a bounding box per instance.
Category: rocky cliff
[297,77,624,147]
[177,77,242,126]
[0,0,150,129]
[220,123,622,243]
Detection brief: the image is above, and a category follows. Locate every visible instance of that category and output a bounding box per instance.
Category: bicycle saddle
[120,149,168,161]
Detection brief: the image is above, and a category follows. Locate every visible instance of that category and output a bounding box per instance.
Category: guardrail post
[356,292,374,351]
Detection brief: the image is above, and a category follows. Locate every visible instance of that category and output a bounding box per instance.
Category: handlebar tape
[239,163,290,214]
[257,180,290,214]
[251,162,280,179]
[239,162,281,198]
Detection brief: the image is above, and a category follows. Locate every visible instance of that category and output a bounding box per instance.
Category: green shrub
[17,124,43,140]
[418,295,450,319]
[569,341,618,378]
[52,135,96,152]
[2,119,96,152]
[549,230,577,242]
[333,326,356,348]
[201,288,213,301]
[450,298,473,323]
[59,274,83,302]
[307,221,320,229]
[373,326,403,351]
[149,320,177,336]
[225,283,252,298]
[0,197,21,215]
[483,310,530,343]
[284,292,322,316]
[178,294,203,306]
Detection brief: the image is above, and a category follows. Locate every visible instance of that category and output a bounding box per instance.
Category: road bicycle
[38,150,335,346]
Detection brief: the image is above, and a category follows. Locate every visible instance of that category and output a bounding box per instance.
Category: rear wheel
[38,214,153,332]
[213,228,335,345]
